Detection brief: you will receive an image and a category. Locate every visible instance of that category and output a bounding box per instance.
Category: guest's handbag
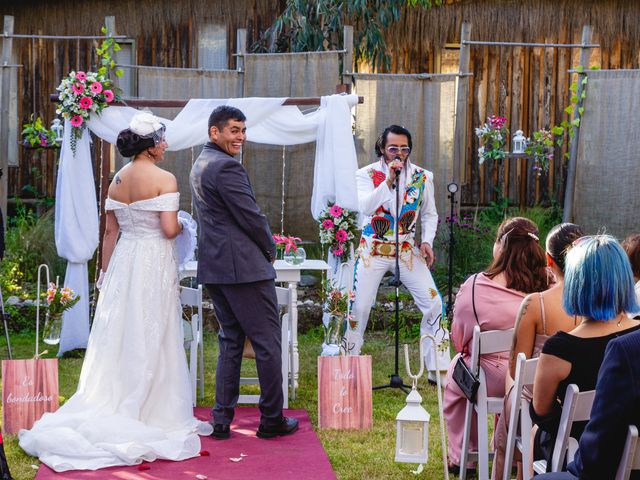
[451,274,481,403]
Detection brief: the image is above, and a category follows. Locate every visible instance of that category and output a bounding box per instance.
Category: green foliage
[98,26,124,79]
[1,202,66,302]
[21,115,60,149]
[250,0,441,70]
[525,128,554,176]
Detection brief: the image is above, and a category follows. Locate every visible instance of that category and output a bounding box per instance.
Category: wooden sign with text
[2,359,59,434]
[318,355,372,429]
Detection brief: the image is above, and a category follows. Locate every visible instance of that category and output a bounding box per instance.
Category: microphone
[393,156,402,177]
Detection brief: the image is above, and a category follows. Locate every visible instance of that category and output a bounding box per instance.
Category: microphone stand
[446,187,457,321]
[373,165,411,394]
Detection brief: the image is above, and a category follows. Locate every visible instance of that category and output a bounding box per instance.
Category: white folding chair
[502,353,538,480]
[616,425,640,480]
[532,384,596,474]
[180,284,205,406]
[460,325,515,480]
[238,284,293,409]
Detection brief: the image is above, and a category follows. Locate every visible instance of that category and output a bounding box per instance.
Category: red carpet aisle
[36,408,336,479]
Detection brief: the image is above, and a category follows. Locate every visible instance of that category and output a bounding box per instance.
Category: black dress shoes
[256,416,299,439]
[211,423,231,440]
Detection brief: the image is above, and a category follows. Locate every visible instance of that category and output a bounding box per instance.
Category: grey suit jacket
[190,142,276,284]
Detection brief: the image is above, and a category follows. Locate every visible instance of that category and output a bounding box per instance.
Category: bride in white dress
[19,113,212,472]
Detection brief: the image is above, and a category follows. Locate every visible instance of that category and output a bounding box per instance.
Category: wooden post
[236,28,246,72]
[562,25,592,223]
[96,17,116,274]
[453,22,471,186]
[343,25,354,82]
[0,16,14,226]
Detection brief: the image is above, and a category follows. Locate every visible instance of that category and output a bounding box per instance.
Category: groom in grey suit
[190,105,298,439]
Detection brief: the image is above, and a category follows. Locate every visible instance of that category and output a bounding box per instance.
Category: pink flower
[79,96,93,109]
[329,205,343,217]
[71,83,85,95]
[90,82,103,94]
[272,234,284,244]
[104,90,114,103]
[333,244,344,257]
[335,229,348,242]
[284,236,301,252]
[75,71,86,81]
[322,219,334,230]
[70,115,84,127]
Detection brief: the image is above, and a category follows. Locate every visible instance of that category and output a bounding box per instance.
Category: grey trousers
[206,279,283,427]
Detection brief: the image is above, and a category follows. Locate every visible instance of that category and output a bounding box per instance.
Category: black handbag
[452,274,481,403]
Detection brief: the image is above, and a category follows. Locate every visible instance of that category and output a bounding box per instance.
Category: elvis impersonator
[346,124,451,381]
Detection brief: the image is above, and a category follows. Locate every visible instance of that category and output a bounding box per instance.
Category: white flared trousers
[346,249,452,372]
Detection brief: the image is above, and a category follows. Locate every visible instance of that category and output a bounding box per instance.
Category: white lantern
[512,129,526,154]
[51,118,63,143]
[395,388,430,464]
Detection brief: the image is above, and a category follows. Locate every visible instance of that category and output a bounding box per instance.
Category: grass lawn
[0,328,456,480]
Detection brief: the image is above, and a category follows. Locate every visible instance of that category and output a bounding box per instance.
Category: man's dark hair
[208,105,246,132]
[374,124,413,157]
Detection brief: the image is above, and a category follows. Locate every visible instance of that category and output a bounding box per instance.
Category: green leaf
[581,90,586,99]
[570,95,579,104]
[98,66,107,76]
[581,76,588,85]
[590,65,601,70]
[115,69,124,78]
[578,107,585,115]
[571,118,580,127]
[575,65,584,73]
[113,44,121,52]
[564,105,574,115]
[569,82,578,93]
[551,126,564,136]
[101,26,107,34]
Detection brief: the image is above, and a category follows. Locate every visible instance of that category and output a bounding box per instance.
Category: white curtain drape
[54,94,359,354]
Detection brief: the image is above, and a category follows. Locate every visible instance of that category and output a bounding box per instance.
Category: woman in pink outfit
[443,217,549,473]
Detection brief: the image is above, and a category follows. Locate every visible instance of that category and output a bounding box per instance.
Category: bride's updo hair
[116,112,166,158]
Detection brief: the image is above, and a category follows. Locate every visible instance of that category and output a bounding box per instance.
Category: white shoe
[427,371,447,386]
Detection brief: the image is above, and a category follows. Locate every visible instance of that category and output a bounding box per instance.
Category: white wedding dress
[19,192,212,472]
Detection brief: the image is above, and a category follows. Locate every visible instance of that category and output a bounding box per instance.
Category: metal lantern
[395,335,450,478]
[51,118,63,143]
[395,388,430,464]
[512,129,526,154]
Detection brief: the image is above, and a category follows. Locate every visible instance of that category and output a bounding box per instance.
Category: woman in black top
[531,235,640,471]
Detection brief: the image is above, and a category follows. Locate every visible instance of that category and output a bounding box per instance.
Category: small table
[179,259,329,396]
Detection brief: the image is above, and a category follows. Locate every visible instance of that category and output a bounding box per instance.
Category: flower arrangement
[272,234,301,255]
[525,128,554,176]
[323,285,355,317]
[56,70,116,153]
[56,27,123,155]
[45,283,80,316]
[21,115,60,149]
[318,203,358,262]
[475,114,509,165]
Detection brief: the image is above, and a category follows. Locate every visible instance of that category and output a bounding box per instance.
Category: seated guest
[530,235,640,472]
[492,223,585,479]
[443,217,549,473]
[536,326,640,480]
[622,233,640,317]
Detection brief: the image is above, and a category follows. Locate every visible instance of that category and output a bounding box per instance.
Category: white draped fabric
[55,94,359,354]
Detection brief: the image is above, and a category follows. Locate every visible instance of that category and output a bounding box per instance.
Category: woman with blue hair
[530,235,640,473]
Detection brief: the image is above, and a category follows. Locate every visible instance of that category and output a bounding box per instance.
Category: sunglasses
[386,146,411,155]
